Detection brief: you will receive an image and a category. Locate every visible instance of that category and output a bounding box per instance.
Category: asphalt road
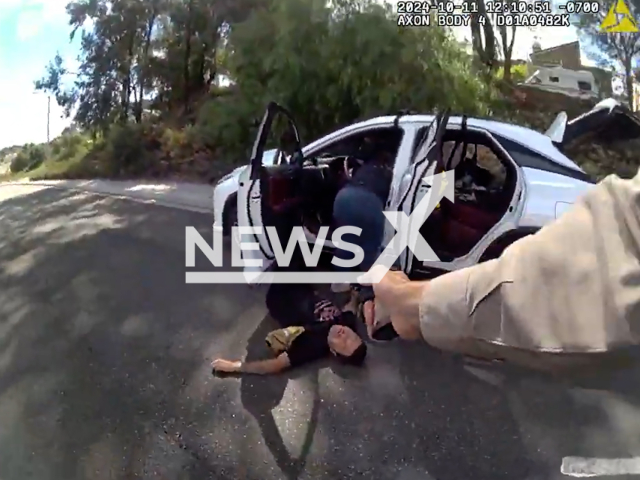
[2,185,640,480]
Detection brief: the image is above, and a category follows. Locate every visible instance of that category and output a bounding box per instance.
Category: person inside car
[211,284,367,374]
[330,138,394,295]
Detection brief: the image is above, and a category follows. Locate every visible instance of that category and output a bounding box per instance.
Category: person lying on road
[359,169,640,372]
[211,284,367,374]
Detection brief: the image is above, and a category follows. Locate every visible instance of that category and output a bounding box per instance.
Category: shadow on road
[0,186,257,479]
[2,186,640,480]
[239,314,322,480]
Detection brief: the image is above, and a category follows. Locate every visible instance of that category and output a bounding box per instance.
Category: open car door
[546,98,640,148]
[393,110,452,274]
[236,102,303,282]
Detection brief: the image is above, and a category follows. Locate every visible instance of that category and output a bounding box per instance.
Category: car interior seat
[265,165,301,215]
[437,123,502,257]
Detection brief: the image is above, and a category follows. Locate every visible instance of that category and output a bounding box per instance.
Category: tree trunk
[119,27,137,123]
[207,46,217,86]
[470,15,485,63]
[136,10,157,123]
[498,25,510,82]
[183,0,194,112]
[207,17,222,86]
[500,23,517,83]
[470,0,496,70]
[121,34,136,122]
[195,47,206,93]
[478,0,496,69]
[624,57,634,111]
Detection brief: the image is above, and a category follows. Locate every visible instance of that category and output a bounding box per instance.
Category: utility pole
[47,95,51,143]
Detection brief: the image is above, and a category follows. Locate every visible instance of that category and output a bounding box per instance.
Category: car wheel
[228,203,238,230]
[223,194,238,236]
[479,230,536,262]
[230,205,242,247]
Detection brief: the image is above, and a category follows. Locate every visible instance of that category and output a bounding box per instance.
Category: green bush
[495,64,529,83]
[51,141,62,156]
[10,144,46,173]
[99,123,160,177]
[52,133,86,161]
[206,0,498,162]
[193,94,259,161]
[10,151,31,172]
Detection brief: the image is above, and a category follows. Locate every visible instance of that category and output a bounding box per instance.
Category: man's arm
[212,353,291,375]
[359,267,427,341]
[240,353,291,374]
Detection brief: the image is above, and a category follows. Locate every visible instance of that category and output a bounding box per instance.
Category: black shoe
[357,300,399,342]
[371,322,399,342]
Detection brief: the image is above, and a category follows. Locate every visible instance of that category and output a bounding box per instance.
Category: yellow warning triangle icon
[600,0,639,33]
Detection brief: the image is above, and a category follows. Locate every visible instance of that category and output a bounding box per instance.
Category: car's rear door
[236,102,302,282]
[391,111,451,274]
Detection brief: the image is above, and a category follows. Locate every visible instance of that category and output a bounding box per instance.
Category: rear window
[578,81,592,91]
[495,135,595,184]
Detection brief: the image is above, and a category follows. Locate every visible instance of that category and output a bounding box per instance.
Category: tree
[466,0,534,82]
[496,12,517,82]
[469,0,497,72]
[35,0,269,133]
[575,0,640,109]
[33,0,498,167]
[218,0,495,145]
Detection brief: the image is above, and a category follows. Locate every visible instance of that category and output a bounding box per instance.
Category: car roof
[344,114,583,173]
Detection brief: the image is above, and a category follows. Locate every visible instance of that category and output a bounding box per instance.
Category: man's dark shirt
[265,284,357,367]
[285,305,357,367]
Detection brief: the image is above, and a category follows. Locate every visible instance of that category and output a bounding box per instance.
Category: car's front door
[237,102,302,282]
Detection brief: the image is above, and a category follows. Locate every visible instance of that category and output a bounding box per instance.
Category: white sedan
[214,99,640,279]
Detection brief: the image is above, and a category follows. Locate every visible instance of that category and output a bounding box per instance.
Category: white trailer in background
[522,66,599,100]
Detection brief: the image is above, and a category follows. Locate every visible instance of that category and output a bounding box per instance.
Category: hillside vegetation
[2,0,638,182]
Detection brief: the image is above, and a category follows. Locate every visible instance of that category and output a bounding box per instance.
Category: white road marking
[562,457,640,477]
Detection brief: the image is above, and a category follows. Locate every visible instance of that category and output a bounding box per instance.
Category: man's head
[327,324,367,366]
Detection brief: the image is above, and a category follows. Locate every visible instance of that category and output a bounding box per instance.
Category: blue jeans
[332,185,386,273]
